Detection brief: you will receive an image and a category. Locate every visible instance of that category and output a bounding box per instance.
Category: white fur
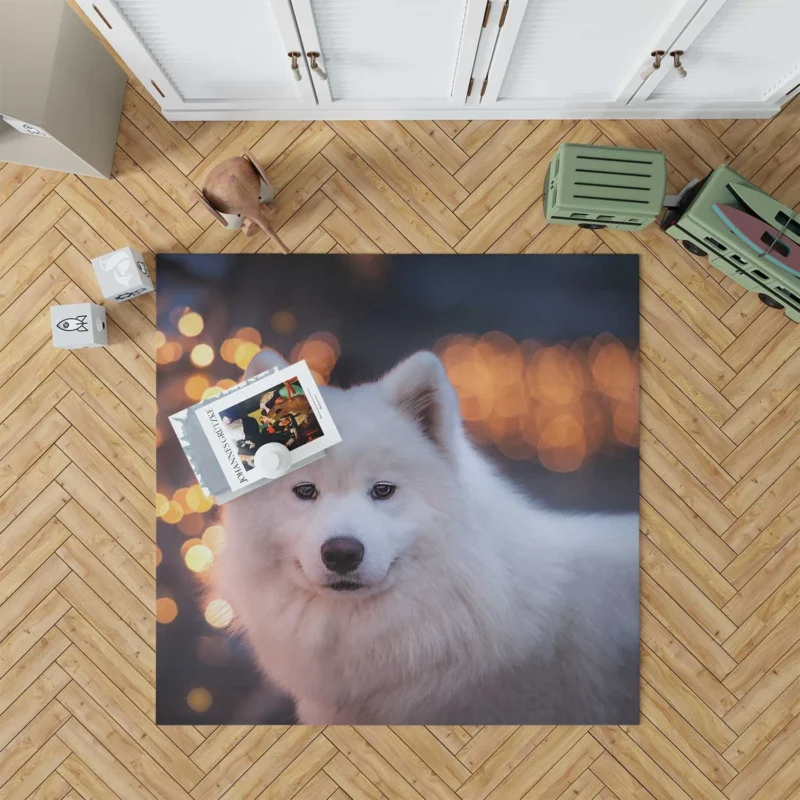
[216,351,639,724]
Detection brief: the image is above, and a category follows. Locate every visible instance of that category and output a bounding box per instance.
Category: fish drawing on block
[57,315,89,332]
[712,204,800,276]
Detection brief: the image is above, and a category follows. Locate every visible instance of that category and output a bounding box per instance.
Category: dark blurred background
[156,253,639,724]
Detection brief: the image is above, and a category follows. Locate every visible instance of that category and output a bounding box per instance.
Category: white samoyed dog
[215,349,639,724]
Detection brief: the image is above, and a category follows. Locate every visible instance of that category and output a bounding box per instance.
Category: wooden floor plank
[0,163,36,206]
[640,681,737,790]
[55,464,154,571]
[453,121,506,155]
[723,388,800,479]
[326,125,463,248]
[121,85,201,176]
[364,120,469,210]
[111,148,203,249]
[0,193,69,279]
[0,170,66,242]
[723,523,800,624]
[116,116,200,212]
[400,121,469,174]
[0,694,70,783]
[0,228,69,317]
[454,119,577,229]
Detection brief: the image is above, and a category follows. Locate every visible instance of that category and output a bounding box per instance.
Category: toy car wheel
[682,240,707,257]
[758,293,784,310]
[578,223,606,229]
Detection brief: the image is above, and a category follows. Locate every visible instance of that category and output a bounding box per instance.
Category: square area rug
[156,253,640,725]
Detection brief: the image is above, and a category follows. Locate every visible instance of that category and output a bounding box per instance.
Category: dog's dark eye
[293,483,318,500]
[370,482,396,500]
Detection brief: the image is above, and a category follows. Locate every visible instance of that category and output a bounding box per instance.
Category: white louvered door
[75,0,316,112]
[631,0,800,108]
[74,0,795,118]
[289,0,487,108]
[479,0,708,109]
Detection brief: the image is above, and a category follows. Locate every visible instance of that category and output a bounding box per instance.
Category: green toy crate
[660,165,800,323]
[544,143,667,231]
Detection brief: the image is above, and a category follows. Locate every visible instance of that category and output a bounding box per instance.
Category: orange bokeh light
[221,338,241,363]
[205,599,234,629]
[191,344,214,368]
[591,340,637,401]
[178,312,204,337]
[185,544,214,573]
[613,401,639,446]
[187,484,214,513]
[173,487,190,513]
[270,310,297,335]
[236,327,262,346]
[202,525,226,552]
[177,514,204,537]
[538,413,587,473]
[156,597,178,624]
[186,687,212,712]
[156,341,183,365]
[435,332,635,472]
[180,537,202,558]
[527,346,584,405]
[185,374,210,401]
[161,501,184,525]
[155,492,170,517]
[234,341,260,370]
[291,332,340,380]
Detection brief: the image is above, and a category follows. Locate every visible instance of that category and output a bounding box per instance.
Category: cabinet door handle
[288,51,302,81]
[640,50,665,80]
[307,52,328,81]
[670,50,687,79]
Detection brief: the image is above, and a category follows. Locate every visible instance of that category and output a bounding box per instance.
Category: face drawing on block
[101,251,136,287]
[57,315,89,333]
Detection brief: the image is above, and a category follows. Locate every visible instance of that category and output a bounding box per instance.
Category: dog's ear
[379,352,460,450]
[244,349,289,379]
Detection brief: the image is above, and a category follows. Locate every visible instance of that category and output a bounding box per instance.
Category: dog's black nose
[321,536,364,574]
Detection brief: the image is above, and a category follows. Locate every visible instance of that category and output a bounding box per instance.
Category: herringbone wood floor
[2,63,800,799]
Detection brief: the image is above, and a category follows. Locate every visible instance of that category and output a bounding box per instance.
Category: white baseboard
[163,103,779,122]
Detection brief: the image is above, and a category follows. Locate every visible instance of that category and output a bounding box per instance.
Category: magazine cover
[191,361,340,492]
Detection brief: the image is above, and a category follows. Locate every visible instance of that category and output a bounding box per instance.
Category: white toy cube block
[51,303,107,349]
[91,246,154,302]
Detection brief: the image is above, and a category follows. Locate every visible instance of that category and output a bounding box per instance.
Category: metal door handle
[641,50,665,80]
[288,51,302,81]
[670,50,687,79]
[307,52,328,81]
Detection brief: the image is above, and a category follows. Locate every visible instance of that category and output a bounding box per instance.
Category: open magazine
[170,360,341,503]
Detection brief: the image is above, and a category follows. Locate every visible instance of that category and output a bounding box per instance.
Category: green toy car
[543,142,799,322]
[660,165,800,322]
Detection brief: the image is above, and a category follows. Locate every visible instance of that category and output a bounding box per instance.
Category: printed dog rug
[156,253,640,725]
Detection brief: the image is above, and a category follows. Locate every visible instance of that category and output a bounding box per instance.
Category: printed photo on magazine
[196,360,341,491]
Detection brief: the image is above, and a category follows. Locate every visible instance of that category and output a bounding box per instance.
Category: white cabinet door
[479,0,707,109]
[289,0,486,109]
[632,0,800,108]
[75,0,316,112]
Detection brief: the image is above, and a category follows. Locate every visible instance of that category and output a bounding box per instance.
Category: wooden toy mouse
[197,148,289,254]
